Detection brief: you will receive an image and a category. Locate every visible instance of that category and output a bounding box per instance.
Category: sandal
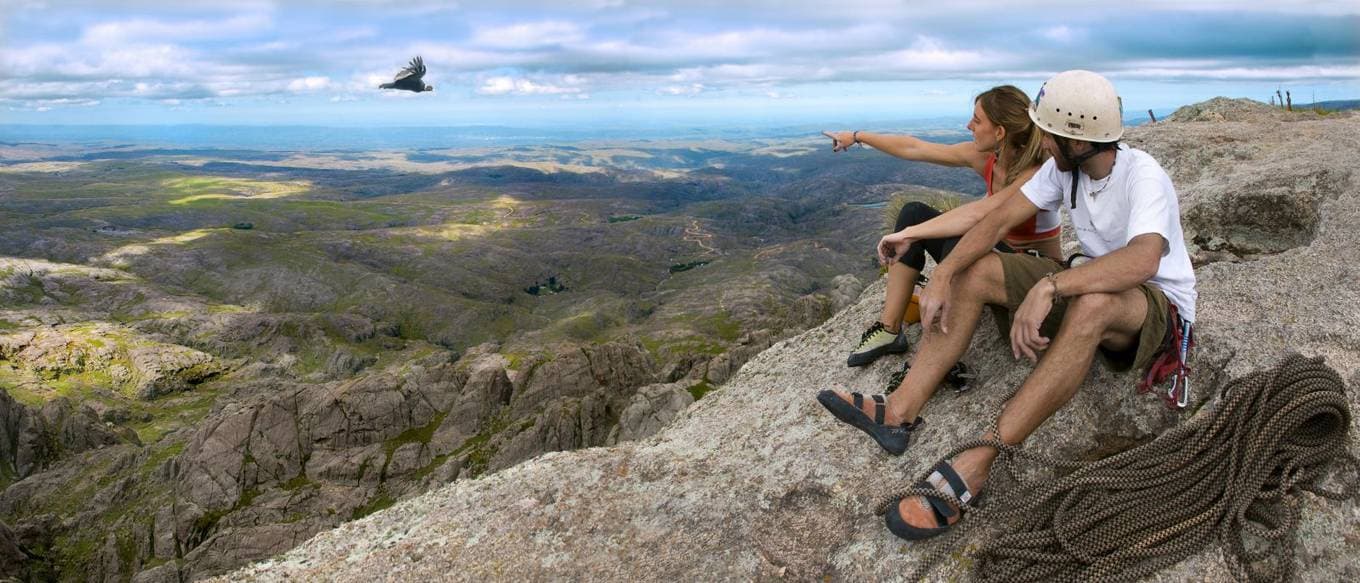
[815,390,922,456]
[883,460,980,540]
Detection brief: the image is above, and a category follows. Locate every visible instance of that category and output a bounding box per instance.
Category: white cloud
[80,13,272,46]
[470,21,586,49]
[287,76,332,92]
[1115,63,1360,81]
[658,83,705,96]
[477,75,586,96]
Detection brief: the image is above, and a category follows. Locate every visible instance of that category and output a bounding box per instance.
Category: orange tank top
[985,154,1061,243]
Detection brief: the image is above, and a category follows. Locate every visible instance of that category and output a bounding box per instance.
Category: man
[816,70,1197,539]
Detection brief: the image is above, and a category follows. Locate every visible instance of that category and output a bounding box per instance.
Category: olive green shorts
[991,252,1171,373]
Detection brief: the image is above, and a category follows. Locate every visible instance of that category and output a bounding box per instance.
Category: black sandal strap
[871,394,885,425]
[929,461,974,506]
[852,392,863,409]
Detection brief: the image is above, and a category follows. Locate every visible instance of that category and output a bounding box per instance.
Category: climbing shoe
[885,361,975,395]
[847,321,909,367]
[816,390,922,456]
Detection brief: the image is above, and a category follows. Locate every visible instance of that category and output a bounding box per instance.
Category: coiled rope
[875,353,1356,582]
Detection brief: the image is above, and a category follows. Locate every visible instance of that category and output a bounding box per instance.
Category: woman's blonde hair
[976,85,1046,188]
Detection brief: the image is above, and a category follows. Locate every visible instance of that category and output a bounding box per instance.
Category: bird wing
[394,56,426,82]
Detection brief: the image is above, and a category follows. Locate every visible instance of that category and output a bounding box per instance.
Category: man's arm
[1009,233,1164,361]
[1046,234,1163,299]
[918,190,1040,333]
[935,188,1040,280]
[899,165,1041,243]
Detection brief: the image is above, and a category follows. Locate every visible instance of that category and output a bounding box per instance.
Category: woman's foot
[847,321,909,367]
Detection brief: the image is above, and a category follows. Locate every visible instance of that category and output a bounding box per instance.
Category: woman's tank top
[985,154,1061,243]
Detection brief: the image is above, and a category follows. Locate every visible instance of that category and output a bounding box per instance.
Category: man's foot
[884,446,995,540]
[815,390,922,455]
[848,321,909,367]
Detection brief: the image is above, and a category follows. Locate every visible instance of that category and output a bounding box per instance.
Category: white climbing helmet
[1029,70,1124,142]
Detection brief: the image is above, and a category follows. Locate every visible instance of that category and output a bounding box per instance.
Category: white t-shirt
[1021,145,1197,322]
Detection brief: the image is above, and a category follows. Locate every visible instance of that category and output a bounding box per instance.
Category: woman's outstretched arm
[823,130,980,170]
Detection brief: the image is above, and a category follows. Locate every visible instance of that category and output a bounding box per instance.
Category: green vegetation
[668,260,709,273]
[351,491,396,520]
[697,311,742,342]
[524,275,567,295]
[382,412,447,471]
[607,214,642,223]
[139,441,186,475]
[687,380,717,401]
[446,408,536,479]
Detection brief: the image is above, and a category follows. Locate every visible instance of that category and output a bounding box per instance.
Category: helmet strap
[1057,137,1103,210]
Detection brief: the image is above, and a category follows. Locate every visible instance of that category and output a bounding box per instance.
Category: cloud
[287,76,332,92]
[470,21,586,49]
[80,13,272,45]
[2,1,1357,116]
[1041,26,1081,43]
[476,75,587,96]
[658,83,705,96]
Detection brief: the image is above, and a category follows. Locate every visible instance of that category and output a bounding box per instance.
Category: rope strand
[877,354,1354,582]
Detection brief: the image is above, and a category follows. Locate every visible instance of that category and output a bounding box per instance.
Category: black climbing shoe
[884,361,976,395]
[816,390,922,456]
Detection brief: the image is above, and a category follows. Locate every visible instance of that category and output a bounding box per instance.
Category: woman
[825,85,1058,368]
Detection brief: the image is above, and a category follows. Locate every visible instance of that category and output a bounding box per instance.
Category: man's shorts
[990,251,1171,373]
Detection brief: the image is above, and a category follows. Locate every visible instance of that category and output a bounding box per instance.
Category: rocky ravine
[223,102,1360,581]
[0,257,849,580]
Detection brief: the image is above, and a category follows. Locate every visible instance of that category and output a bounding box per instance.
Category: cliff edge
[221,104,1360,582]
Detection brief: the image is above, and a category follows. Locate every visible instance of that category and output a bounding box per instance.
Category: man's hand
[1010,279,1056,362]
[919,268,954,335]
[877,231,913,265]
[822,130,856,152]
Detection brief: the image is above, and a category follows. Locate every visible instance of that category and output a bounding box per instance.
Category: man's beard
[1052,150,1075,172]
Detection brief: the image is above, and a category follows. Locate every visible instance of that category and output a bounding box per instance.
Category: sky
[1,0,1357,129]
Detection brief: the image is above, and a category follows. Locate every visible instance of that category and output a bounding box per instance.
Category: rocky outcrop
[0,389,130,482]
[1164,96,1288,123]
[607,381,695,444]
[0,324,221,400]
[0,519,32,579]
[221,110,1360,581]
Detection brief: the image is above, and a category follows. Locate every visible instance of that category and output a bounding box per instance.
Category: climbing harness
[875,354,1355,582]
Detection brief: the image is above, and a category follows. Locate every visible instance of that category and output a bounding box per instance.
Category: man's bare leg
[895,288,1149,526]
[832,254,1008,426]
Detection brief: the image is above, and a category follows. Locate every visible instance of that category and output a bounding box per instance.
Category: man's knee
[1063,293,1118,336]
[894,201,936,232]
[955,254,1006,304]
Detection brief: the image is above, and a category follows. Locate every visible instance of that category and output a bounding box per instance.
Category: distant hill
[1299,99,1360,112]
